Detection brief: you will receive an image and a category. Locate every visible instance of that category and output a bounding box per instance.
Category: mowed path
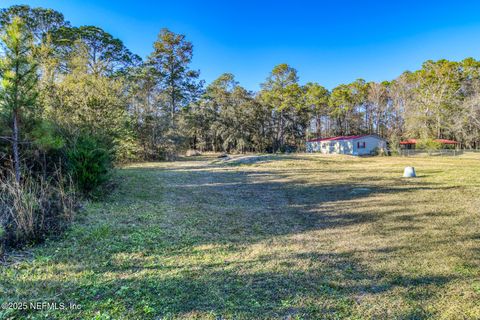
[1,154,480,319]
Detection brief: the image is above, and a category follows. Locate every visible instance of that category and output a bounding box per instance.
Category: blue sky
[3,0,480,90]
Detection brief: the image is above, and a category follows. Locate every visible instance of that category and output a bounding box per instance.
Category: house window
[357,141,366,149]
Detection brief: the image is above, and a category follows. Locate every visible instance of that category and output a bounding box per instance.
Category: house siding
[352,136,386,155]
[306,135,386,156]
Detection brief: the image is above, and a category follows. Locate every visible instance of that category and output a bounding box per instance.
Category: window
[357,141,366,149]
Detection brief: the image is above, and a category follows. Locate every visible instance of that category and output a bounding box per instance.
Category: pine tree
[0,17,38,182]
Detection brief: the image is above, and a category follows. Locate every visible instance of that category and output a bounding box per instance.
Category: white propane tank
[403,166,416,178]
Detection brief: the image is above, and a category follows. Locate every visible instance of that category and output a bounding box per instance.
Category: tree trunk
[12,109,21,183]
[277,110,284,152]
[316,114,322,137]
[42,150,47,180]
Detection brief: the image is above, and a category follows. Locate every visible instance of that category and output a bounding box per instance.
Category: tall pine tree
[0,17,38,182]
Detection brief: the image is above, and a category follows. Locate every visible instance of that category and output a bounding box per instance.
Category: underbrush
[66,134,114,197]
[0,171,79,257]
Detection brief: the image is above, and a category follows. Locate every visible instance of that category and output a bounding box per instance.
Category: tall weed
[0,170,78,254]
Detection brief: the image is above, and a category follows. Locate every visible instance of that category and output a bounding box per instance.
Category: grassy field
[1,153,480,319]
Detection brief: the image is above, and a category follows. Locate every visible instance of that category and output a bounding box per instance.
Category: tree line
[2,6,480,179]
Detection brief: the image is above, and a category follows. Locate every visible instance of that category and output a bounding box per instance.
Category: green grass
[1,153,480,319]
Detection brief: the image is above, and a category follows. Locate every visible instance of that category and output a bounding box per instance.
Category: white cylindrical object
[403,166,416,178]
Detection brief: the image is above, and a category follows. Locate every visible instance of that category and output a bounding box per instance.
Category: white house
[306,135,387,156]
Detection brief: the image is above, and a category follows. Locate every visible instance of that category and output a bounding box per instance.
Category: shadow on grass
[114,164,454,246]
[1,158,469,319]
[7,249,454,319]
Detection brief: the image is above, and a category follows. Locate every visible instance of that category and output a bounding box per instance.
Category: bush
[113,134,142,164]
[0,171,78,253]
[371,147,387,156]
[66,134,113,195]
[388,135,402,156]
[417,138,442,153]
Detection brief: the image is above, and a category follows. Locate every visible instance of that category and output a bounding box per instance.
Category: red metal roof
[307,135,370,143]
[399,139,417,145]
[399,138,458,145]
[435,139,459,144]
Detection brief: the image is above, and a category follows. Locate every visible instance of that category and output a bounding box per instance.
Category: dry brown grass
[0,171,78,251]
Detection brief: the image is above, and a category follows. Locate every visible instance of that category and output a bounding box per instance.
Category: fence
[398,149,464,157]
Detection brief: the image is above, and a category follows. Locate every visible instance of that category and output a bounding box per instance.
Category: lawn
[1,153,480,319]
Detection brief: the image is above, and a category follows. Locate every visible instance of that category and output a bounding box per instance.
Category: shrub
[66,134,113,195]
[388,135,401,156]
[417,138,442,153]
[371,147,387,156]
[0,171,78,253]
[114,135,142,164]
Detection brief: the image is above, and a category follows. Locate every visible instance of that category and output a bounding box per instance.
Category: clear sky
[3,0,480,90]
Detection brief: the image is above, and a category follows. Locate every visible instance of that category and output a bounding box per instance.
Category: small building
[399,139,459,149]
[306,135,387,156]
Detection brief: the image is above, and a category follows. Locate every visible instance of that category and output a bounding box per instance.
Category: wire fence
[398,149,465,157]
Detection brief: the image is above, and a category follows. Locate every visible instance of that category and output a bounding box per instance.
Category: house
[399,138,458,149]
[306,135,387,156]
